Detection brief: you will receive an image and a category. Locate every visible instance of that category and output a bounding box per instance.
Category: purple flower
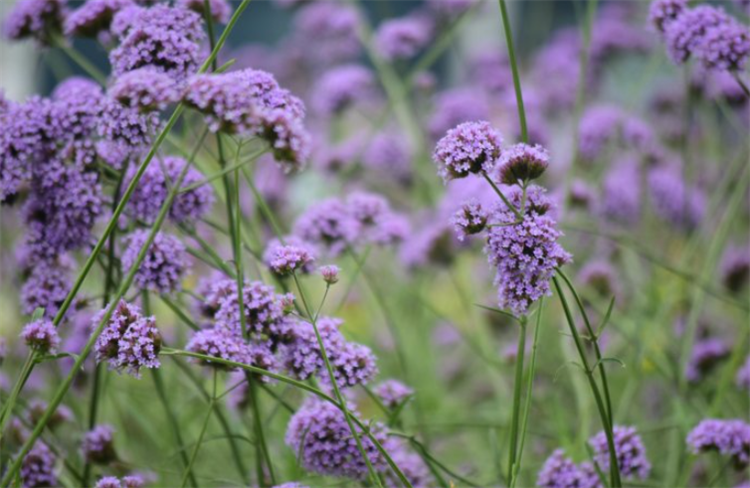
[362,132,413,184]
[109,68,179,112]
[569,179,596,210]
[264,238,317,276]
[292,2,361,66]
[496,143,549,186]
[319,265,340,285]
[177,0,232,24]
[21,319,60,354]
[98,98,160,149]
[428,88,489,141]
[470,49,512,94]
[258,107,311,172]
[578,105,623,161]
[64,0,134,38]
[82,425,117,464]
[293,198,360,256]
[94,300,161,378]
[121,230,189,294]
[589,425,651,480]
[450,199,488,241]
[3,0,67,46]
[20,258,71,317]
[374,379,413,408]
[375,15,433,61]
[686,337,730,383]
[577,260,621,298]
[664,5,729,64]
[213,280,293,343]
[346,191,409,246]
[21,442,57,488]
[124,155,214,225]
[313,65,376,116]
[648,0,687,33]
[109,4,205,80]
[285,397,388,479]
[537,449,600,488]
[26,400,73,430]
[721,244,750,293]
[647,164,705,231]
[386,444,433,488]
[433,121,503,182]
[485,185,572,316]
[599,156,641,225]
[95,476,122,488]
[736,356,750,390]
[186,328,247,368]
[698,20,750,71]
[687,419,750,467]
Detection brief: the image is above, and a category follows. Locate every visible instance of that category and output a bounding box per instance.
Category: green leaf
[30,307,45,321]
[553,361,586,383]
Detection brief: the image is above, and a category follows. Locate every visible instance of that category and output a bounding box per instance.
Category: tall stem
[181,369,217,488]
[497,0,527,143]
[291,273,384,488]
[506,316,527,482]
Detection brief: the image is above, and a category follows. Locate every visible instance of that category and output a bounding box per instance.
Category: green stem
[507,316,527,484]
[552,277,621,488]
[510,299,544,488]
[497,0,527,143]
[483,172,523,221]
[291,273,385,488]
[181,370,217,488]
[247,378,275,486]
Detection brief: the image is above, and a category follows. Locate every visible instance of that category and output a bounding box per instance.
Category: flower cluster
[121,230,190,294]
[82,425,117,464]
[312,64,376,116]
[373,379,414,408]
[21,319,61,354]
[20,442,57,488]
[3,0,67,46]
[485,186,572,316]
[375,15,433,61]
[687,419,750,467]
[433,120,503,182]
[109,68,180,113]
[94,300,161,378]
[95,475,145,488]
[64,0,134,39]
[647,164,706,232]
[263,238,317,276]
[686,337,730,383]
[589,426,651,480]
[536,449,600,488]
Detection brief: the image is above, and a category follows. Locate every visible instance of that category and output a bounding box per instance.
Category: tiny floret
[94,300,161,377]
[496,143,550,186]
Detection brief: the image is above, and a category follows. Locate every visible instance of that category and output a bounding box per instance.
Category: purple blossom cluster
[720,244,750,293]
[94,300,161,378]
[82,424,117,464]
[599,156,642,226]
[686,337,730,383]
[433,120,503,182]
[589,426,651,480]
[687,419,750,467]
[20,258,71,317]
[3,0,67,45]
[375,15,433,61]
[291,2,361,66]
[109,68,180,113]
[121,230,189,294]
[263,238,317,276]
[95,475,145,488]
[20,442,57,488]
[312,64,376,116]
[373,379,414,408]
[109,4,206,80]
[292,191,408,256]
[485,185,572,316]
[647,164,706,232]
[124,155,214,225]
[537,449,600,488]
[450,199,488,241]
[21,319,61,354]
[64,0,134,39]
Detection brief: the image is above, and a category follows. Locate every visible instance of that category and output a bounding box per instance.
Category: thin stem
[511,298,544,488]
[497,0,527,143]
[482,172,524,220]
[181,370,217,488]
[291,273,385,488]
[247,378,276,486]
[506,316,527,483]
[732,72,750,98]
[552,277,621,488]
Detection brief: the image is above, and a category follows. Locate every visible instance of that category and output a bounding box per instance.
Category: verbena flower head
[664,5,729,64]
[375,15,432,61]
[577,260,621,298]
[213,280,293,342]
[293,198,360,256]
[686,337,730,382]
[27,400,73,430]
[428,89,489,141]
[450,199,488,241]
[736,356,750,390]
[186,328,251,369]
[362,132,412,184]
[687,419,750,468]
[312,64,376,115]
[285,397,388,479]
[386,444,433,488]
[257,107,311,172]
[648,0,687,33]
[21,442,57,488]
[177,0,231,24]
[82,425,117,464]
[374,379,413,408]
[21,319,60,354]
[124,155,214,225]
[346,191,410,246]
[64,0,134,38]
[110,4,205,80]
[599,156,641,225]
[485,185,572,316]
[537,449,600,488]
[94,300,162,377]
[95,476,122,488]
[121,230,189,294]
[496,143,549,186]
[589,425,651,480]
[319,265,340,285]
[3,0,67,45]
[98,98,160,149]
[647,164,705,231]
[293,2,361,65]
[95,476,144,488]
[697,20,750,71]
[109,68,179,112]
[263,238,317,276]
[433,121,503,182]
[20,259,71,317]
[578,105,623,161]
[720,244,749,293]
